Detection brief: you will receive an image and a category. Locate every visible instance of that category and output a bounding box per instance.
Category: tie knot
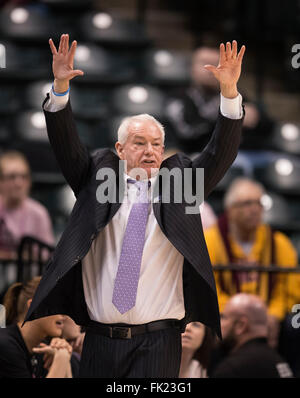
[127,179,150,202]
[127,179,151,189]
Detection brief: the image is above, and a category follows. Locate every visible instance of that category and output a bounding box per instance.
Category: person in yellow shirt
[204,177,299,348]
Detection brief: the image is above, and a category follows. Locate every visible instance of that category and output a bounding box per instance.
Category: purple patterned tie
[112,179,150,314]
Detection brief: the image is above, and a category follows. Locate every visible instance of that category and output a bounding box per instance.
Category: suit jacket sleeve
[42,93,91,196]
[189,108,244,199]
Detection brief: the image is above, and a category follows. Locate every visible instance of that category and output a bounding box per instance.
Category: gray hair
[117,114,165,145]
[224,177,265,209]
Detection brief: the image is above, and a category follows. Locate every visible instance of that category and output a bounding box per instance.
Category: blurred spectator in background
[0,276,73,378]
[211,294,293,378]
[166,46,274,153]
[204,177,298,348]
[179,321,214,378]
[0,151,54,259]
[163,148,216,230]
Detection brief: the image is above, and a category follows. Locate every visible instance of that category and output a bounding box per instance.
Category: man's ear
[115,141,124,159]
[235,316,248,336]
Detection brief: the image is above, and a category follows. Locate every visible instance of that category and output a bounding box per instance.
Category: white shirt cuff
[220,93,243,120]
[43,83,69,112]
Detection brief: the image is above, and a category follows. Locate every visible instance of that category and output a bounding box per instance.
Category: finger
[68,40,77,63]
[237,45,246,63]
[219,43,226,64]
[226,41,232,59]
[50,338,59,345]
[58,34,65,54]
[49,38,57,55]
[70,69,84,79]
[32,347,47,353]
[51,342,63,349]
[232,40,237,58]
[204,64,218,75]
[63,33,69,55]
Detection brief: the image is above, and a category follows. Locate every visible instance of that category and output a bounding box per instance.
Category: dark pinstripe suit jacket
[24,93,244,338]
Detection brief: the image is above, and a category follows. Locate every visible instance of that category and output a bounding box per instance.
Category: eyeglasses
[0,172,30,181]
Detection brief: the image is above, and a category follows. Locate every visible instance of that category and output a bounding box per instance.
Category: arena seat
[0,5,52,43]
[0,40,23,80]
[111,84,166,119]
[50,184,76,217]
[0,84,20,115]
[13,110,48,143]
[23,80,52,109]
[79,11,150,48]
[70,85,110,121]
[23,81,111,123]
[74,119,99,150]
[262,191,300,232]
[10,110,63,182]
[0,119,11,147]
[142,48,190,86]
[268,122,300,156]
[71,43,137,84]
[0,39,51,81]
[254,154,300,195]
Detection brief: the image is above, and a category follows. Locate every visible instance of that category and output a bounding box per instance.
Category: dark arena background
[0,0,300,386]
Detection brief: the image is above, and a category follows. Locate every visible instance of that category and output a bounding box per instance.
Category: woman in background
[179,321,214,378]
[0,276,73,378]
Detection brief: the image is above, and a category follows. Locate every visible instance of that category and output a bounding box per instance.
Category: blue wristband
[52,83,70,96]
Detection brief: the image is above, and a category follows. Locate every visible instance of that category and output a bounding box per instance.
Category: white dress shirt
[43,84,243,324]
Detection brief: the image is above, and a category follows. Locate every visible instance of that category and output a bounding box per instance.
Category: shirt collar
[123,172,158,200]
[123,172,158,188]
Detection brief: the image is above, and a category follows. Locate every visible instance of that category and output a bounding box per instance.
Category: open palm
[49,33,84,82]
[204,41,245,86]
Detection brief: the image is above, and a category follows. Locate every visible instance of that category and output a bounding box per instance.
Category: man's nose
[144,143,154,154]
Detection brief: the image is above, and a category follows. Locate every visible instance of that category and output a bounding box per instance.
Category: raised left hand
[204,40,246,98]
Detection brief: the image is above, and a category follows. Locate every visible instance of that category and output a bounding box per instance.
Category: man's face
[115,119,165,179]
[227,184,264,233]
[191,48,219,90]
[0,159,31,204]
[220,306,238,353]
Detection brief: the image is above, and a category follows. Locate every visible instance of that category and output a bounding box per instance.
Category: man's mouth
[142,160,155,165]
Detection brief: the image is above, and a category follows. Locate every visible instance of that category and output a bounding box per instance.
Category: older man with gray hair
[23,34,246,378]
[211,293,293,378]
[205,177,298,349]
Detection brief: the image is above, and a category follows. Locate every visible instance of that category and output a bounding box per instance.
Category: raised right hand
[49,33,84,93]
